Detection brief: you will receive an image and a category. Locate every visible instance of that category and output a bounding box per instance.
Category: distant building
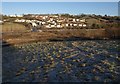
[73,24,77,26]
[0,20,3,24]
[79,24,82,27]
[83,24,87,27]
[9,14,23,17]
[80,19,86,23]
[45,25,51,28]
[12,14,88,28]
[15,19,25,22]
[56,24,61,28]
[16,15,23,17]
[9,15,16,17]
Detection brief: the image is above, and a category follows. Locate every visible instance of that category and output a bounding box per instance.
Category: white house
[80,19,86,23]
[15,19,19,22]
[65,24,69,27]
[79,24,82,27]
[16,15,23,17]
[36,21,42,25]
[42,16,46,20]
[0,20,3,24]
[51,25,55,28]
[26,20,31,23]
[73,19,76,22]
[47,20,51,23]
[45,25,51,28]
[31,22,38,27]
[21,19,26,22]
[76,19,79,21]
[56,25,61,28]
[52,21,56,24]
[9,15,16,17]
[83,24,87,27]
[70,23,73,26]
[73,24,77,26]
[50,18,53,21]
[41,22,46,25]
[15,19,25,22]
[54,23,57,25]
[9,14,23,17]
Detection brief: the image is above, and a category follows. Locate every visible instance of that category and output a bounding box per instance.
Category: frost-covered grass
[2,40,120,82]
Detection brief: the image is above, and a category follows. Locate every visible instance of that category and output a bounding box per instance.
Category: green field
[2,22,28,33]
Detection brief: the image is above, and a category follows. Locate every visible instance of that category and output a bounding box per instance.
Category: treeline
[89,23,120,29]
[60,13,120,20]
[2,14,120,29]
[2,14,120,22]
